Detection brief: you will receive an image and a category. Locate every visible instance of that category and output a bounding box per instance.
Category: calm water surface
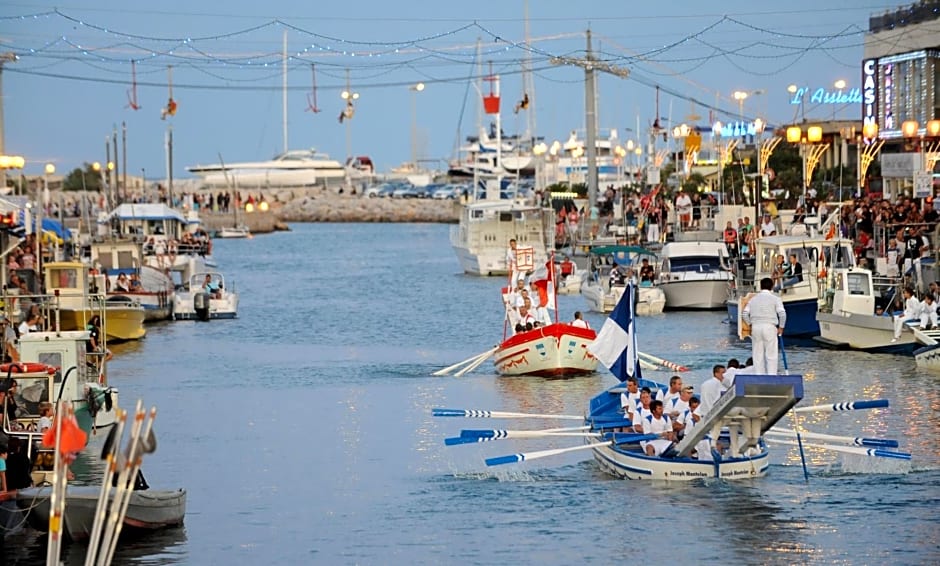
[4,223,939,565]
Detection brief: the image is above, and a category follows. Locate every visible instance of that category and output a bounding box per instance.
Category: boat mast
[282,30,288,154]
[523,0,535,143]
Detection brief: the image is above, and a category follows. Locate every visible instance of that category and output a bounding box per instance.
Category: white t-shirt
[696,377,725,417]
[620,390,640,411]
[571,319,590,329]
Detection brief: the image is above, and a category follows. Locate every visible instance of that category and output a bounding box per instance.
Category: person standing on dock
[742,277,786,374]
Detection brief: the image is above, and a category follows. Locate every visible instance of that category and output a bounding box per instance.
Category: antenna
[306,64,321,113]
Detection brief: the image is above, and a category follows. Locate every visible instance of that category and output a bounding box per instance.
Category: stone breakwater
[264,189,460,223]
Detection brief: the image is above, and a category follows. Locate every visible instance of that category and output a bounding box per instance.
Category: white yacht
[658,241,733,309]
[187,149,347,188]
[450,193,554,276]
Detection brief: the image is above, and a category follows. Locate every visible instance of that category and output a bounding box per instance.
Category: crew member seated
[559,257,574,277]
[639,258,655,286]
[609,263,626,286]
[202,274,222,299]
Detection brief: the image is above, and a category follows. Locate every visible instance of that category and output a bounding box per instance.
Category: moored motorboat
[658,241,733,310]
[16,485,186,540]
[216,225,251,239]
[187,148,346,188]
[173,271,238,320]
[91,240,175,322]
[580,245,664,315]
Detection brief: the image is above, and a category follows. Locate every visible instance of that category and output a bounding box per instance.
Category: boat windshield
[668,256,724,272]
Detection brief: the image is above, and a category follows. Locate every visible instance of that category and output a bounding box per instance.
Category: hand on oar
[794,399,889,413]
[767,428,899,448]
[766,438,912,460]
[432,408,583,420]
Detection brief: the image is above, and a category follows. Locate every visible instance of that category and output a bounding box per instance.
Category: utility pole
[550,30,629,213]
[0,52,18,191]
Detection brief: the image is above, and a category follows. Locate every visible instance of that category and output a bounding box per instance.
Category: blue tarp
[41,218,71,240]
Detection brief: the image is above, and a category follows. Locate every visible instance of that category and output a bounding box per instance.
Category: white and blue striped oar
[768,438,912,460]
[446,431,599,446]
[485,441,614,467]
[432,408,583,420]
[794,399,889,413]
[460,426,591,438]
[767,428,899,448]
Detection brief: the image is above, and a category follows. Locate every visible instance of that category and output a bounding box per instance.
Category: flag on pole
[588,283,642,382]
[531,258,555,310]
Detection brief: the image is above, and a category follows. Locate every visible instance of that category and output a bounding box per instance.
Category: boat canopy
[589,245,656,265]
[102,204,193,224]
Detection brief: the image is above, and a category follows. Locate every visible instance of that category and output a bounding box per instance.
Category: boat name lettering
[666,470,709,478]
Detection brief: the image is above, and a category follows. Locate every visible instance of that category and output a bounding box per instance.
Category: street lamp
[672,123,691,178]
[713,121,725,204]
[532,141,548,192]
[409,82,425,166]
[786,125,829,203]
[902,119,940,200]
[0,154,24,195]
[39,163,54,275]
[732,91,748,120]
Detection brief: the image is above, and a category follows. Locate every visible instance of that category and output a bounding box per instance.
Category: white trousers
[920,308,938,329]
[751,323,778,375]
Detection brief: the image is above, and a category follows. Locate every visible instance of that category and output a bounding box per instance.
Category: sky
[0,0,904,180]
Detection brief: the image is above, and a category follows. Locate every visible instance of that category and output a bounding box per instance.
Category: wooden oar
[454,350,494,377]
[84,410,127,566]
[101,407,158,566]
[794,399,889,413]
[433,408,583,420]
[766,428,899,448]
[767,438,912,460]
[780,335,809,481]
[485,441,614,466]
[461,425,591,437]
[638,351,688,372]
[432,347,497,376]
[447,431,603,446]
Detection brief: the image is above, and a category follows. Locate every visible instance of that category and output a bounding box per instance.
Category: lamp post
[532,142,548,193]
[902,119,940,203]
[39,163,54,276]
[712,121,724,206]
[409,82,425,167]
[786,125,829,205]
[858,122,884,199]
[732,91,748,121]
[0,155,24,196]
[672,123,690,179]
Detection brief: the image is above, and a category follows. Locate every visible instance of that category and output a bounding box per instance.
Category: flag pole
[551,252,559,322]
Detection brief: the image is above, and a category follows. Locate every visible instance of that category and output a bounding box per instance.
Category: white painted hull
[494,324,598,377]
[217,226,251,239]
[449,204,552,277]
[591,443,769,481]
[173,291,239,320]
[555,274,581,295]
[816,311,916,350]
[581,282,664,315]
[660,278,731,310]
[914,344,940,369]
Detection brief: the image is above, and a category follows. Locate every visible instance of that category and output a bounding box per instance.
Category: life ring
[0,362,58,375]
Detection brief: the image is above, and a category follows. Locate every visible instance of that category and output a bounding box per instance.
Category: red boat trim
[498,322,596,350]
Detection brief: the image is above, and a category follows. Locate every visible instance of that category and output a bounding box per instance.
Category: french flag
[588,283,642,382]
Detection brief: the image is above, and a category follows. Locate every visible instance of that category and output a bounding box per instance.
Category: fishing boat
[44,261,147,341]
[814,266,916,353]
[728,234,856,338]
[187,148,347,188]
[173,271,238,320]
[579,245,665,315]
[450,197,554,276]
[90,240,175,322]
[658,241,733,310]
[16,485,186,540]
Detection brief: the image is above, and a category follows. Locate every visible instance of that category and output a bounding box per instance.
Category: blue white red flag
[588,283,642,382]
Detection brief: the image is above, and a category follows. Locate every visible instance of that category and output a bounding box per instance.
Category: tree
[62,163,103,192]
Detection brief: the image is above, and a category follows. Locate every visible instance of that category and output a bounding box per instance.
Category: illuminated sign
[789,86,862,105]
[716,121,762,138]
[883,63,894,130]
[862,59,877,128]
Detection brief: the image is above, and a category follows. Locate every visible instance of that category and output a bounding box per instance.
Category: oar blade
[794,399,889,413]
[445,436,491,446]
[485,453,523,467]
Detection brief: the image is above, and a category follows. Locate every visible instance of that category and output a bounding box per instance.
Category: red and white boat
[495,250,598,377]
[494,322,598,377]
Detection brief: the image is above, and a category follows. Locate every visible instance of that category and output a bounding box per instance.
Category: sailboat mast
[523,0,534,142]
[283,30,288,154]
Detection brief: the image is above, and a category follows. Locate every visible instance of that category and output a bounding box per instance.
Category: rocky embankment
[263,188,460,223]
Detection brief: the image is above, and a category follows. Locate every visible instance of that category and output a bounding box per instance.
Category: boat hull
[494,323,598,377]
[17,486,186,540]
[58,309,147,342]
[590,443,769,481]
[815,311,916,353]
[581,282,664,315]
[727,296,820,338]
[660,279,730,310]
[173,292,239,320]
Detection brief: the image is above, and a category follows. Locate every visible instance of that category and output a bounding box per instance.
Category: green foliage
[62,163,103,192]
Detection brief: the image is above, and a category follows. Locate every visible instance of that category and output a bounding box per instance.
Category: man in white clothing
[696,365,726,418]
[742,277,786,374]
[655,375,683,415]
[920,294,938,330]
[619,377,640,416]
[641,400,675,456]
[506,238,518,273]
[893,287,920,340]
[571,311,591,329]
